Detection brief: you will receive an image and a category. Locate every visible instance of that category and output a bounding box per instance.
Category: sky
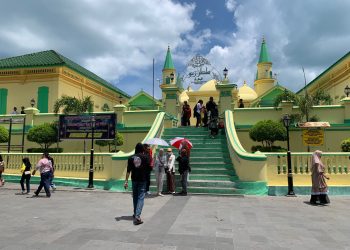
[0,0,349,98]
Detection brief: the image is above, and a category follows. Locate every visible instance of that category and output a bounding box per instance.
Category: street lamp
[30,98,35,107]
[170,72,174,82]
[223,67,228,79]
[88,115,95,189]
[282,114,295,196]
[345,85,350,97]
[119,95,123,104]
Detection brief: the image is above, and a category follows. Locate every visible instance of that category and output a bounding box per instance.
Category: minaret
[160,46,180,118]
[254,38,276,96]
[162,46,176,85]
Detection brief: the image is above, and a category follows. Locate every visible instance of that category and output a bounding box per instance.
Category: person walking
[124,143,150,225]
[32,152,53,198]
[176,149,191,196]
[47,154,56,191]
[194,100,203,127]
[143,144,153,195]
[206,96,217,115]
[154,148,166,196]
[310,150,330,205]
[0,154,4,186]
[182,101,191,126]
[165,148,176,194]
[20,157,32,194]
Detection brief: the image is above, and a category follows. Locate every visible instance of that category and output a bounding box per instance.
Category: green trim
[118,126,151,132]
[269,186,350,196]
[0,50,130,98]
[234,107,281,111]
[220,91,232,97]
[297,51,350,94]
[344,119,350,124]
[225,110,267,161]
[0,88,8,114]
[37,86,49,113]
[313,105,344,109]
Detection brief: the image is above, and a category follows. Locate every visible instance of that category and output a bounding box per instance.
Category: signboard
[59,114,116,140]
[0,117,25,124]
[302,128,324,146]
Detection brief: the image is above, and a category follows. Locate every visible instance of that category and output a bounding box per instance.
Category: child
[20,158,32,194]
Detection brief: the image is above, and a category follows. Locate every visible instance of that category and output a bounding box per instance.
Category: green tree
[95,132,124,152]
[274,89,332,122]
[27,123,57,150]
[53,95,94,114]
[0,126,9,143]
[341,139,350,152]
[249,120,286,149]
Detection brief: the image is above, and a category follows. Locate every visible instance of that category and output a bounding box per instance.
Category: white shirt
[196,103,202,113]
[166,153,176,173]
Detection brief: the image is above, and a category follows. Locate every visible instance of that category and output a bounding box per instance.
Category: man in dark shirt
[206,97,217,117]
[124,143,150,225]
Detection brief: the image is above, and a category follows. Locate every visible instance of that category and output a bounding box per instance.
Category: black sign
[59,114,116,140]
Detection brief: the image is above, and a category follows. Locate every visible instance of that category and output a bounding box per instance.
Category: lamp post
[282,114,295,196]
[223,67,228,79]
[87,115,95,189]
[30,98,35,107]
[170,72,174,82]
[345,85,350,97]
[119,95,123,104]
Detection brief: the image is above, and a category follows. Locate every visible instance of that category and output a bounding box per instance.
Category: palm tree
[53,95,94,114]
[274,89,332,122]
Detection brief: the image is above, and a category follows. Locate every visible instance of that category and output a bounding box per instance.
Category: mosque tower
[254,38,276,96]
[162,46,176,85]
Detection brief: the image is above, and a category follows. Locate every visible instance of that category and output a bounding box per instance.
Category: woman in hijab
[310,150,330,205]
[154,148,166,196]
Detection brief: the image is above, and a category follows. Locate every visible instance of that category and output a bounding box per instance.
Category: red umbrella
[170,137,193,149]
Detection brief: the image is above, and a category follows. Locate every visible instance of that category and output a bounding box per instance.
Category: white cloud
[206,9,214,19]
[225,0,237,12]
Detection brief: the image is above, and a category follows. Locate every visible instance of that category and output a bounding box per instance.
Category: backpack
[193,105,197,117]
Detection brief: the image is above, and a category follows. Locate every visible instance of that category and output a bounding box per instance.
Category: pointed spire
[258,37,270,63]
[163,46,175,70]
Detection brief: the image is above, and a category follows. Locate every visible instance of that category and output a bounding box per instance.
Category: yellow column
[113,104,127,127]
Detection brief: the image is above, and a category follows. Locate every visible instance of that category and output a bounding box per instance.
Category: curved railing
[224,110,267,182]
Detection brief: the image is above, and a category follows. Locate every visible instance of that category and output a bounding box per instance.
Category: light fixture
[344,85,350,97]
[223,67,228,79]
[282,114,291,128]
[119,95,123,104]
[170,72,174,82]
[30,98,35,107]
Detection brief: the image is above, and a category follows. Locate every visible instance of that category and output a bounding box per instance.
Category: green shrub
[249,120,286,150]
[95,132,124,152]
[0,126,9,143]
[251,145,287,153]
[27,148,63,153]
[27,123,58,150]
[341,139,350,152]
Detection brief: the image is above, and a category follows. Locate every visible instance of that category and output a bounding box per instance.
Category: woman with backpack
[20,157,32,194]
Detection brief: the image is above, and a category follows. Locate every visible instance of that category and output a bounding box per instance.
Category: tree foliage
[53,95,94,114]
[95,132,124,152]
[341,139,350,152]
[0,126,9,143]
[249,120,286,149]
[274,89,332,122]
[27,123,57,150]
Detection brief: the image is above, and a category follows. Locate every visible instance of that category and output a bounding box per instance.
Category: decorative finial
[243,80,247,85]
[262,36,265,43]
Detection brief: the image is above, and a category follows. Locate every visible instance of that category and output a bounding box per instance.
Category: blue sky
[0,0,349,98]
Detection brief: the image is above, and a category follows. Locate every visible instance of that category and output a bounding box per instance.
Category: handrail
[225,110,266,161]
[113,112,166,159]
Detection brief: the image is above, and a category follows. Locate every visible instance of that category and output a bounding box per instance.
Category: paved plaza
[1,185,350,250]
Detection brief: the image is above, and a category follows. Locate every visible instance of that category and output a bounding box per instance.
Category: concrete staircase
[150,126,244,195]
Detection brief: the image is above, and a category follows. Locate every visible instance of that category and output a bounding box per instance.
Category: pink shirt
[36,158,53,174]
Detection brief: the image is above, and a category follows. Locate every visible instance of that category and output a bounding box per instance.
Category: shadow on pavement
[115,216,134,221]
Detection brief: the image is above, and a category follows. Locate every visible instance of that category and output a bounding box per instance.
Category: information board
[302,128,324,146]
[59,114,116,140]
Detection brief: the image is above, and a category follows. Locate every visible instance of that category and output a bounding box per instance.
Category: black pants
[195,113,201,127]
[20,174,31,192]
[35,172,51,197]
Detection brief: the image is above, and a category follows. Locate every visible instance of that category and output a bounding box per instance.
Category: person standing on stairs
[165,148,176,194]
[176,149,191,196]
[194,100,203,127]
[154,148,166,196]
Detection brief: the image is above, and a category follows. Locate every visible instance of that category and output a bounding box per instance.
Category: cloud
[0,0,195,95]
[205,9,214,19]
[225,0,237,12]
[206,0,350,92]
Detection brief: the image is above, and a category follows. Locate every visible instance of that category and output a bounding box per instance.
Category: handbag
[24,171,31,175]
